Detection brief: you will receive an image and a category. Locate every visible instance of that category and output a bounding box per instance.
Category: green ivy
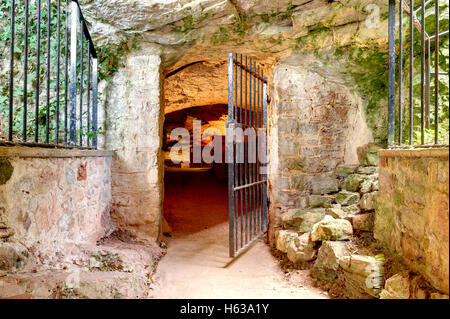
[0,0,105,145]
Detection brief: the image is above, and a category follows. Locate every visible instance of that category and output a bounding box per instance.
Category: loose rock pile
[275,154,384,298]
[274,148,449,299]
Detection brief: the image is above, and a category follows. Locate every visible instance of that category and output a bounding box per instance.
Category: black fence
[388,0,449,147]
[2,0,98,148]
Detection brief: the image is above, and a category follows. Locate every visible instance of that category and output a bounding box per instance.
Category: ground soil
[150,168,328,298]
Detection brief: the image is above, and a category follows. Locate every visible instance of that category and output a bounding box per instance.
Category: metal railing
[2,0,98,148]
[388,0,449,147]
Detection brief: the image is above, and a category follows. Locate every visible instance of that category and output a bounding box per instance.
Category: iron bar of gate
[35,0,41,142]
[9,0,15,142]
[4,0,98,149]
[23,0,29,142]
[56,0,61,144]
[228,53,268,257]
[79,28,84,146]
[87,44,91,147]
[262,74,268,230]
[248,57,253,240]
[420,0,425,144]
[387,0,396,146]
[434,0,439,145]
[239,53,243,249]
[399,3,403,145]
[64,0,69,145]
[92,57,98,148]
[227,52,235,257]
[69,0,78,146]
[430,30,449,39]
[45,0,51,144]
[409,0,414,145]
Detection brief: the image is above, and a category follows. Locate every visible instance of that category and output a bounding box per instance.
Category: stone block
[335,165,358,177]
[339,255,385,298]
[359,192,378,211]
[286,233,317,263]
[275,230,299,253]
[325,206,347,219]
[343,174,365,192]
[359,178,373,193]
[0,228,14,239]
[312,241,349,282]
[351,213,374,231]
[309,173,339,195]
[0,242,29,271]
[310,215,353,241]
[281,208,326,233]
[335,191,360,206]
[307,195,334,208]
[357,166,379,175]
[342,204,360,215]
[379,273,411,299]
[357,143,383,166]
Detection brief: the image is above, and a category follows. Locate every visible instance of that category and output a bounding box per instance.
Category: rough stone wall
[375,148,449,294]
[268,60,372,243]
[164,61,228,114]
[104,44,164,241]
[0,147,113,255]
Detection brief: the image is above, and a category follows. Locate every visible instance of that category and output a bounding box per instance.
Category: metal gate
[226,53,268,258]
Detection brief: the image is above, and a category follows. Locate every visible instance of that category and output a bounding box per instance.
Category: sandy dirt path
[150,168,327,299]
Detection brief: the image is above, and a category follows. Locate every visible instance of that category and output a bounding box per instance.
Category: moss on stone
[0,159,13,185]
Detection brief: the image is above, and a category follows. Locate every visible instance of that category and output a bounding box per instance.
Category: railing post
[69,0,78,146]
[262,77,268,231]
[388,0,396,147]
[9,0,15,142]
[92,57,98,148]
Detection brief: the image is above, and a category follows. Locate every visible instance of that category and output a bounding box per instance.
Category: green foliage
[0,0,101,144]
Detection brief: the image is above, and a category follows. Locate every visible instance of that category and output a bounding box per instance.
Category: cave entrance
[161,54,269,259]
[162,104,229,237]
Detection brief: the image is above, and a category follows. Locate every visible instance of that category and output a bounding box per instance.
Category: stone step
[0,270,150,299]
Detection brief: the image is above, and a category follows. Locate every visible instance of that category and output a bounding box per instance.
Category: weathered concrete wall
[0,147,113,257]
[375,148,449,294]
[104,44,164,241]
[268,60,372,243]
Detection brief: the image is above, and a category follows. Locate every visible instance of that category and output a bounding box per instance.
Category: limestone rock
[430,292,450,299]
[359,178,373,193]
[371,179,379,191]
[357,166,379,175]
[335,191,360,206]
[339,255,385,298]
[0,242,29,271]
[379,273,411,299]
[343,174,364,192]
[0,228,14,239]
[342,204,361,215]
[286,233,317,263]
[325,207,347,219]
[357,143,383,166]
[312,241,349,282]
[335,165,358,178]
[360,192,378,211]
[275,230,299,253]
[310,173,339,195]
[310,215,353,242]
[308,195,334,208]
[351,213,374,231]
[281,209,326,233]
